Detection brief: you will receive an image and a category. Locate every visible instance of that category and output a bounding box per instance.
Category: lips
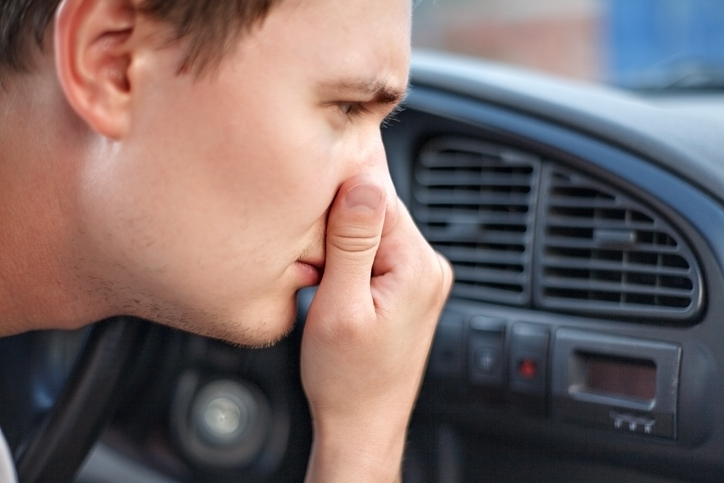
[295,257,325,286]
[296,236,325,285]
[299,258,325,273]
[296,246,325,273]
[298,256,324,270]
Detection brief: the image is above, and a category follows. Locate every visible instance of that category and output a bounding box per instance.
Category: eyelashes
[338,102,405,128]
[381,104,405,128]
[339,102,367,116]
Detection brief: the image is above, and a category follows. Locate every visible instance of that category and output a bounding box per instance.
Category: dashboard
[3,51,724,482]
[388,53,724,482]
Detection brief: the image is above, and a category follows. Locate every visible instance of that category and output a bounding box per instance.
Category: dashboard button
[468,316,506,386]
[509,323,549,396]
[429,311,465,379]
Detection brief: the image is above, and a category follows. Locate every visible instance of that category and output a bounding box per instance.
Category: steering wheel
[0,317,150,483]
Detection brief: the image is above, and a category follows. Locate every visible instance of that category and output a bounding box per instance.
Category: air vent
[535,165,702,320]
[413,137,540,306]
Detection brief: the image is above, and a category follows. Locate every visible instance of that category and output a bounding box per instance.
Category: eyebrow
[323,78,410,106]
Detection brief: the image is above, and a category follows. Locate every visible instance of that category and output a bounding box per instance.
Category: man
[0,0,452,481]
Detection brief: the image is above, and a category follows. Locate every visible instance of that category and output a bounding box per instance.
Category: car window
[412,0,724,90]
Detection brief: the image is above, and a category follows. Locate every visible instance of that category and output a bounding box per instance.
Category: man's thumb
[322,180,386,291]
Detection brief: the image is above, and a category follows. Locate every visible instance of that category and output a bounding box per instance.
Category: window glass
[412,0,724,89]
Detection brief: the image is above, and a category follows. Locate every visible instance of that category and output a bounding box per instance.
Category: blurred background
[411,0,724,89]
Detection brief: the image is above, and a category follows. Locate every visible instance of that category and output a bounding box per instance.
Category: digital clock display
[580,352,657,401]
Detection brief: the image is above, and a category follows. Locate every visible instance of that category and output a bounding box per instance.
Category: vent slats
[438,247,528,266]
[411,136,703,323]
[453,267,528,285]
[540,278,693,297]
[426,230,529,244]
[425,227,531,246]
[415,210,530,225]
[542,236,683,253]
[454,285,528,304]
[546,218,656,230]
[415,191,532,206]
[416,172,533,186]
[413,138,539,306]
[542,257,692,276]
[535,165,702,319]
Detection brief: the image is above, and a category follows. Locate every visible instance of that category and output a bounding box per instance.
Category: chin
[204,294,300,349]
[125,290,299,349]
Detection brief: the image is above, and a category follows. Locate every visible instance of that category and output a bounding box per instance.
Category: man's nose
[352,129,396,198]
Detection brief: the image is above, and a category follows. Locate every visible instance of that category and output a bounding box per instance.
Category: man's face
[74,0,411,345]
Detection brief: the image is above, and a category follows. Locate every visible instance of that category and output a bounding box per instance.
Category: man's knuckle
[416,250,453,307]
[330,232,380,253]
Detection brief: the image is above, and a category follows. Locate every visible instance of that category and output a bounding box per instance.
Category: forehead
[242,0,412,91]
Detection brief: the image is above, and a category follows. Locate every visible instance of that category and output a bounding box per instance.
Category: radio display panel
[580,352,656,401]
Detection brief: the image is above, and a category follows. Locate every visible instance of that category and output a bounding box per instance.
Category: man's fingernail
[346,184,382,211]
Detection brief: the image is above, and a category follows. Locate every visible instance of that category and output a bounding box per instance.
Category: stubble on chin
[73,263,299,348]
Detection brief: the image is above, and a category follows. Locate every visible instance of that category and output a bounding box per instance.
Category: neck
[0,68,107,335]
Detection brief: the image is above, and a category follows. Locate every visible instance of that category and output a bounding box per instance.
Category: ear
[54,0,136,139]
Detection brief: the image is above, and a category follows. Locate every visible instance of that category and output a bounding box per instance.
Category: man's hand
[301,176,453,482]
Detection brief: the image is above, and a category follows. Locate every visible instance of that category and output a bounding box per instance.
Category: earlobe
[55,0,136,140]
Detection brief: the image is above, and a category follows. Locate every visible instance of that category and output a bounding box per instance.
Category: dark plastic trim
[384,84,724,479]
[14,317,150,483]
[410,52,724,208]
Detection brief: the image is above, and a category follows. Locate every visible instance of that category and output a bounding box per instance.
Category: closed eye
[338,102,404,127]
[339,102,368,117]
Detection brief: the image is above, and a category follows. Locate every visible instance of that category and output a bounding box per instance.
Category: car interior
[2,2,724,482]
[2,49,724,482]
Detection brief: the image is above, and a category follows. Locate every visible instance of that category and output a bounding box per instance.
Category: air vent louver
[413,138,540,306]
[412,136,704,323]
[535,165,702,320]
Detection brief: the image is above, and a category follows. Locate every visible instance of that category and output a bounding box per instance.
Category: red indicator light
[518,359,538,379]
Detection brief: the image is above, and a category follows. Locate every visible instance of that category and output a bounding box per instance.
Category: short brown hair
[0,0,281,82]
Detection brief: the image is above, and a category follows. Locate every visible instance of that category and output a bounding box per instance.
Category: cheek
[213,121,341,235]
[89,66,344,279]
[80,124,335,286]
[133,51,343,240]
